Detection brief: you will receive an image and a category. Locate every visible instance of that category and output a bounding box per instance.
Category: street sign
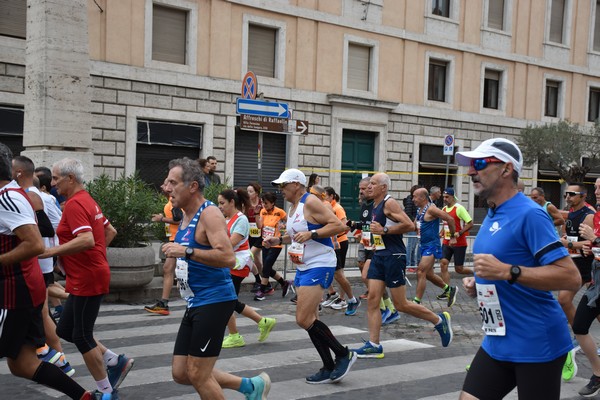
[236,98,289,118]
[443,134,454,156]
[241,71,257,99]
[240,114,309,135]
[293,120,308,135]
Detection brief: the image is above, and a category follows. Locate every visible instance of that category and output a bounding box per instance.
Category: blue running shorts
[294,267,335,289]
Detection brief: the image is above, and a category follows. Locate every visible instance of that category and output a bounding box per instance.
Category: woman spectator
[247,182,264,292]
[217,189,276,348]
[255,191,293,301]
[308,173,320,189]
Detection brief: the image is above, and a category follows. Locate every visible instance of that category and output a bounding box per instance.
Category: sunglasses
[471,157,504,171]
[278,182,292,189]
[564,191,585,198]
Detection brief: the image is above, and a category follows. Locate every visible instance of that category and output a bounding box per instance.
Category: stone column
[21,0,94,177]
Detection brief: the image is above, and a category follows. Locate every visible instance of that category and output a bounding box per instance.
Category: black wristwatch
[508,265,521,285]
[593,237,600,246]
[311,230,318,240]
[185,247,194,260]
[568,241,574,249]
[383,226,389,235]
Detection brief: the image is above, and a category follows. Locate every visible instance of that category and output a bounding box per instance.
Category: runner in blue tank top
[352,173,454,360]
[161,157,270,399]
[457,138,580,400]
[412,187,458,307]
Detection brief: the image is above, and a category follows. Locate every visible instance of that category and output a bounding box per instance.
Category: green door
[341,130,375,221]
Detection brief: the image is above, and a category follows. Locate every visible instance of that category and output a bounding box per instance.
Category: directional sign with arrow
[236,98,289,118]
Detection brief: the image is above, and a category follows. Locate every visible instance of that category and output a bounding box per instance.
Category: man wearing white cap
[265,168,357,384]
[458,138,580,399]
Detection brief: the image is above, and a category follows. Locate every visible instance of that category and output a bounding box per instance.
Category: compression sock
[307,319,348,358]
[307,324,335,370]
[33,361,86,399]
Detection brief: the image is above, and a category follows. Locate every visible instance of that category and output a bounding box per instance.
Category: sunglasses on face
[278,182,292,189]
[564,191,585,198]
[471,157,504,171]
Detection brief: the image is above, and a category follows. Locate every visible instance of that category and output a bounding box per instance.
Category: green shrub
[86,173,165,248]
[203,181,231,204]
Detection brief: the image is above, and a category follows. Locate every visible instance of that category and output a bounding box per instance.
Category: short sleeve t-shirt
[474,192,571,363]
[260,206,287,248]
[57,190,111,296]
[0,181,46,309]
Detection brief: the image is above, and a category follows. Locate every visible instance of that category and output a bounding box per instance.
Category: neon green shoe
[222,333,245,348]
[258,317,276,342]
[562,350,577,382]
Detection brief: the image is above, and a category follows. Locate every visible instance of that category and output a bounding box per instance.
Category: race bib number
[288,242,305,265]
[476,283,506,336]
[416,221,421,238]
[165,223,171,238]
[249,222,261,238]
[263,226,276,240]
[567,236,580,257]
[175,258,194,300]
[361,231,374,250]
[372,234,386,250]
[443,223,451,240]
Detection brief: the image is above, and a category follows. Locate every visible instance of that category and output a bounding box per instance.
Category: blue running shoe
[345,298,361,316]
[382,310,401,325]
[352,340,384,359]
[330,350,357,382]
[380,307,392,323]
[305,368,332,384]
[107,354,134,390]
[88,390,118,400]
[247,372,271,400]
[37,347,62,364]
[435,312,453,347]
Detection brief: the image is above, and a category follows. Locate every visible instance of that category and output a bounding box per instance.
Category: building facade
[1,0,599,219]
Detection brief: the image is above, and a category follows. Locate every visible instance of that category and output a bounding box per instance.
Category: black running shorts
[0,304,45,359]
[174,300,236,358]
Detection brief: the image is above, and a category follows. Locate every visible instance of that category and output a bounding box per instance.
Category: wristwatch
[383,226,389,235]
[311,230,318,240]
[508,265,521,285]
[185,247,194,260]
[593,237,600,246]
[568,241,574,249]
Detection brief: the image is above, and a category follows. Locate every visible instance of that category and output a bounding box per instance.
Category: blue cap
[443,187,454,196]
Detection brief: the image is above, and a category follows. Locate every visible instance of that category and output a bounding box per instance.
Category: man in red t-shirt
[0,144,94,399]
[42,158,133,398]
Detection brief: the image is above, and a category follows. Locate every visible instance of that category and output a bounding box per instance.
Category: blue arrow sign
[236,98,289,118]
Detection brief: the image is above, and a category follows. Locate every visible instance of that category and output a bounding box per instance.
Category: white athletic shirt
[26,186,58,274]
[286,193,336,271]
[0,181,36,234]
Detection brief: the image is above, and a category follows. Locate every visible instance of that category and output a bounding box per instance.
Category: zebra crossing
[0,295,593,399]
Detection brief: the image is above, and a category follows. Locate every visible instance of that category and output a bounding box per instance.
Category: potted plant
[86,173,165,290]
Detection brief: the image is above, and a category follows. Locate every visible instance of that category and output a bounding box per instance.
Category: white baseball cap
[271,168,307,186]
[455,138,523,175]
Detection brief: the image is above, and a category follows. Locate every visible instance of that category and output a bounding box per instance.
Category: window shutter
[594,1,600,51]
[550,0,565,44]
[487,0,505,30]
[347,43,370,91]
[0,0,26,39]
[248,25,276,78]
[152,5,187,64]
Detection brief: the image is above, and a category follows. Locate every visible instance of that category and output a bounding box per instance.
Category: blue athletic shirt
[175,200,236,308]
[371,195,406,256]
[416,203,440,247]
[474,192,571,362]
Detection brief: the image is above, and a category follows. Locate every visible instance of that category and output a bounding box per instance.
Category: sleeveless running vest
[175,201,236,308]
[416,203,440,247]
[286,192,336,271]
[371,195,406,256]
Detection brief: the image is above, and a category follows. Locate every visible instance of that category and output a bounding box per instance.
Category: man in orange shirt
[146,187,183,315]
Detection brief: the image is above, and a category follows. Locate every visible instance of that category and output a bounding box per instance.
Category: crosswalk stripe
[27,338,431,398]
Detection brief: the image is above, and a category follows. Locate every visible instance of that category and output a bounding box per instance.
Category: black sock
[254,274,261,283]
[32,361,86,400]
[161,299,169,306]
[277,277,285,285]
[307,319,348,358]
[307,324,335,370]
[260,284,269,291]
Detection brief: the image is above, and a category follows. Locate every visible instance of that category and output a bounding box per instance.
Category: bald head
[413,187,430,207]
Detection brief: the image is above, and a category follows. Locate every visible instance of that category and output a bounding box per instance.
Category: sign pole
[444,155,450,190]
